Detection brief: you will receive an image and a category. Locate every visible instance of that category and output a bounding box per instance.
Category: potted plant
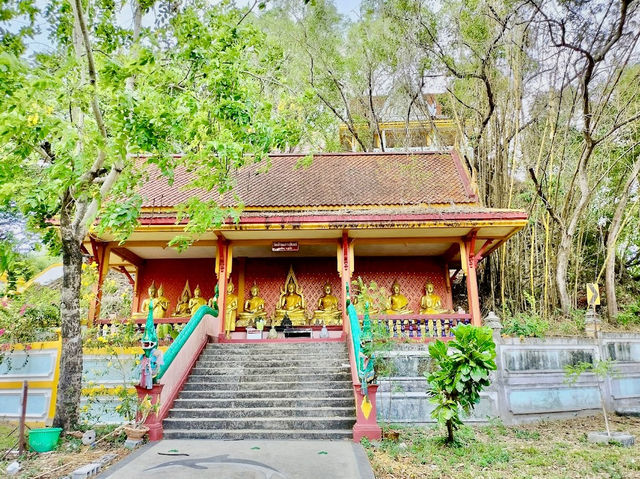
[124,394,159,440]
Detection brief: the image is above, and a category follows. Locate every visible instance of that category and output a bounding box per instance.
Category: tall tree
[0,0,299,428]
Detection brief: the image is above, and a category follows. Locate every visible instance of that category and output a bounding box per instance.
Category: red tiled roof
[139,151,477,209]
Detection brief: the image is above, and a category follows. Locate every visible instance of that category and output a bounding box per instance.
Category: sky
[19,0,363,55]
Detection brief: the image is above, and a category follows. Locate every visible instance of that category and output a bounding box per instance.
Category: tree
[0,0,299,429]
[427,324,496,443]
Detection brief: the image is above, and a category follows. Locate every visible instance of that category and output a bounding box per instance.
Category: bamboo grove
[254,0,640,322]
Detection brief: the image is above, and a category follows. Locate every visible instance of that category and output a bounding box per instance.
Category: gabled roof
[139,151,477,210]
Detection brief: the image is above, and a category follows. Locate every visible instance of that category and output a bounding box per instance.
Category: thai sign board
[272,241,299,252]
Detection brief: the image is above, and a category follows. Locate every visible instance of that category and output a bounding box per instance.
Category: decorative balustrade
[358,314,472,341]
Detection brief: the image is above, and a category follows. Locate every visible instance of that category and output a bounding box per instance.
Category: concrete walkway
[99,439,375,479]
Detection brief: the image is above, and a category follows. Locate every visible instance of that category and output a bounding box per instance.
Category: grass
[366,416,640,479]
[0,422,131,478]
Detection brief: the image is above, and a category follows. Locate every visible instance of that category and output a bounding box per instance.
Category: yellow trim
[48,333,62,419]
[0,380,59,389]
[9,339,61,351]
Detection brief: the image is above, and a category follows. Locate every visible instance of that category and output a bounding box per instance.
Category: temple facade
[86,151,527,341]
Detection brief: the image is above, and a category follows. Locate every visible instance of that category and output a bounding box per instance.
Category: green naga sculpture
[139,300,164,389]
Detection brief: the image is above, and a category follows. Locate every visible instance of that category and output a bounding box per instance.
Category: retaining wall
[376,320,640,425]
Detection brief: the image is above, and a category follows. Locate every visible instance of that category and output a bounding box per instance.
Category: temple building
[338,94,459,152]
[85,151,527,339]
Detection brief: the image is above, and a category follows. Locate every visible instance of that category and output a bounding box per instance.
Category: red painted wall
[134,255,453,317]
[136,258,217,316]
[353,256,453,312]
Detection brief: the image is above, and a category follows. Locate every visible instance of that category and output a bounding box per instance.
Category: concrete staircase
[163,341,356,440]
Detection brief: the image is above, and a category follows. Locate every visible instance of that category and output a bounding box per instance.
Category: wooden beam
[118,266,135,286]
[111,247,145,268]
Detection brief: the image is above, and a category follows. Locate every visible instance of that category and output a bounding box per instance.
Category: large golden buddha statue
[386,280,412,314]
[273,266,307,326]
[224,282,238,339]
[313,282,342,325]
[173,281,192,316]
[420,282,445,314]
[189,284,207,315]
[236,283,266,328]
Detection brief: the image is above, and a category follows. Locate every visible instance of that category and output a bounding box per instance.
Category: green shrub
[502,312,549,338]
[616,298,640,326]
[427,324,496,443]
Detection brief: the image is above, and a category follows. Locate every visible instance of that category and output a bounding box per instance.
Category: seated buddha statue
[153,284,170,318]
[133,282,158,319]
[172,281,192,316]
[420,282,445,314]
[273,267,307,326]
[188,285,207,315]
[236,283,266,328]
[224,282,238,339]
[386,280,412,314]
[313,282,342,326]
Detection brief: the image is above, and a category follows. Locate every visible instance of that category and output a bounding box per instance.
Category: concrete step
[189,365,350,375]
[196,358,350,368]
[205,342,346,349]
[172,397,355,408]
[168,406,355,419]
[185,372,352,383]
[180,380,353,392]
[178,388,353,399]
[163,416,356,431]
[162,428,354,440]
[202,347,349,358]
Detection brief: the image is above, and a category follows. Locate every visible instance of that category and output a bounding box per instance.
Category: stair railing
[134,287,221,441]
[346,284,382,442]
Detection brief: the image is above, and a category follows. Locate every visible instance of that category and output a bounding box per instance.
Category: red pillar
[134,384,164,441]
[215,238,228,340]
[464,235,482,326]
[340,231,352,333]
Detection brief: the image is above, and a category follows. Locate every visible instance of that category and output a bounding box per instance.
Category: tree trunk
[605,155,640,319]
[53,204,84,430]
[446,419,454,443]
[556,230,573,314]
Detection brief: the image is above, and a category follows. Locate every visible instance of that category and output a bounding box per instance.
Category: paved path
[99,439,375,479]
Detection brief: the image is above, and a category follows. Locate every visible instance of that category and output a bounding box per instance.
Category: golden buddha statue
[172,281,192,316]
[420,282,445,314]
[188,284,207,315]
[273,266,307,326]
[313,282,342,326]
[386,280,412,314]
[153,284,170,318]
[236,283,266,328]
[224,282,238,339]
[134,282,158,318]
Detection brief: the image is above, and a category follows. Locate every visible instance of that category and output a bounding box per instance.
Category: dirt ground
[0,424,133,478]
[366,415,640,479]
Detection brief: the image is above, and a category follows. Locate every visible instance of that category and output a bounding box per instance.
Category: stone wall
[376,315,640,425]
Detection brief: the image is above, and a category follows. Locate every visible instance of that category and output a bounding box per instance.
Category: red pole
[18,381,28,455]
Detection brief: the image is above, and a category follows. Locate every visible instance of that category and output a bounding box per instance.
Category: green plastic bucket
[29,427,63,452]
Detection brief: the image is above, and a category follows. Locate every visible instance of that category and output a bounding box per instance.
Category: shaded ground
[0,423,132,478]
[366,416,640,479]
